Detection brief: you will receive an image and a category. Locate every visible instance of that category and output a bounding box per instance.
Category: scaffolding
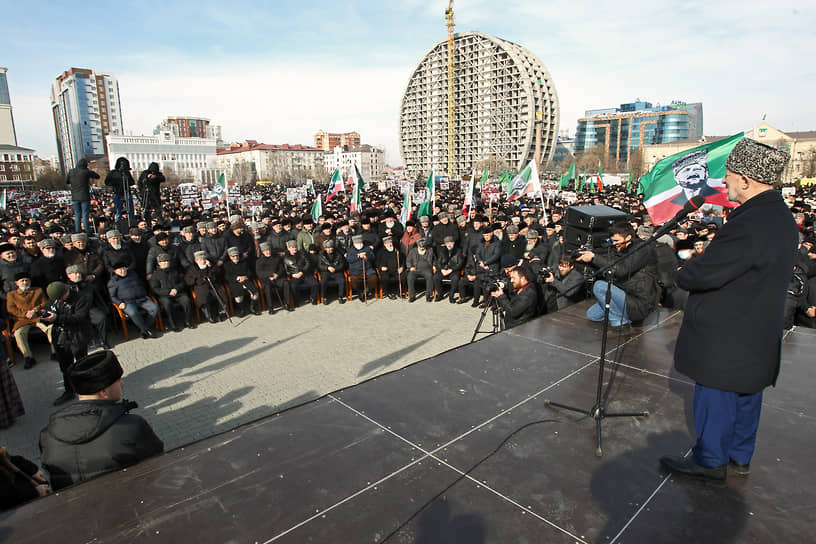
[399,31,559,180]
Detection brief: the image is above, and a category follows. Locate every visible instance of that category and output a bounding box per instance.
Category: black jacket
[30,254,67,288]
[434,245,464,272]
[39,400,163,491]
[496,282,539,328]
[65,159,99,202]
[149,266,187,297]
[104,157,135,197]
[318,251,346,275]
[256,254,284,280]
[589,241,659,323]
[107,270,148,304]
[375,246,403,272]
[674,190,798,393]
[137,163,164,209]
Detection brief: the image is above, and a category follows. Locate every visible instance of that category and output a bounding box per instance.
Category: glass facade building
[575,100,703,166]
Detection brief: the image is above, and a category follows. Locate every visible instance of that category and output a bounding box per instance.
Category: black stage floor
[3,302,815,543]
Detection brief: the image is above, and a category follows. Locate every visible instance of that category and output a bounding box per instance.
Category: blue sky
[2,0,813,166]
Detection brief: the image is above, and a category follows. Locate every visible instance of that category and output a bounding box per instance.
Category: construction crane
[445,0,455,179]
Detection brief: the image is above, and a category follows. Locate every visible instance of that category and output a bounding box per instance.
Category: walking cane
[361,253,368,304]
[395,248,403,300]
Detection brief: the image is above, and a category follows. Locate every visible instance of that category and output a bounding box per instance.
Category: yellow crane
[445,0,455,178]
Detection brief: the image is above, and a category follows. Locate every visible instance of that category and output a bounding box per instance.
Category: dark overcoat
[674,189,798,393]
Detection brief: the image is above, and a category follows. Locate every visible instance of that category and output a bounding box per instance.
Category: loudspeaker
[565,205,627,231]
[564,205,627,253]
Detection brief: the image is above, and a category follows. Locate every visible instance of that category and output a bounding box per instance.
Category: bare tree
[575,146,613,173]
[474,155,510,177]
[34,167,63,189]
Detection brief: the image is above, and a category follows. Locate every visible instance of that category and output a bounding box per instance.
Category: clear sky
[2,0,813,166]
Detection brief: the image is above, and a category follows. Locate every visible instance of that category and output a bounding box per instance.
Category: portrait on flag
[670,149,722,206]
[640,133,742,225]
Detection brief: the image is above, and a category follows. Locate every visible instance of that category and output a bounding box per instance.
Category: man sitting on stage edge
[40,350,164,491]
[575,221,659,333]
[660,138,797,481]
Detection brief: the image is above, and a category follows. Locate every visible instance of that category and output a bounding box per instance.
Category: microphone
[651,195,706,239]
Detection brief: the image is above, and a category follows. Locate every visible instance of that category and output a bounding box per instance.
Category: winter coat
[346,246,375,276]
[30,254,67,288]
[107,270,149,304]
[202,233,228,263]
[475,238,501,278]
[101,245,135,274]
[137,163,164,209]
[39,400,163,491]
[496,282,539,329]
[6,287,47,331]
[674,189,798,393]
[0,256,28,294]
[406,246,434,272]
[0,450,41,510]
[148,266,187,297]
[283,251,311,276]
[65,158,100,202]
[376,246,403,272]
[223,258,254,291]
[255,254,284,280]
[318,251,346,275]
[104,157,135,196]
[432,221,460,248]
[501,236,526,260]
[434,245,464,272]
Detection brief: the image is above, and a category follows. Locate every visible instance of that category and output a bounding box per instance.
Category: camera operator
[39,281,93,405]
[542,255,586,311]
[489,260,539,329]
[137,162,165,223]
[104,157,136,224]
[575,220,659,332]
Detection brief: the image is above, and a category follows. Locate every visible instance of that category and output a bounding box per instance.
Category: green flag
[559,162,575,190]
[350,165,364,213]
[507,160,541,202]
[310,194,322,223]
[639,132,743,224]
[417,171,435,218]
[578,174,585,192]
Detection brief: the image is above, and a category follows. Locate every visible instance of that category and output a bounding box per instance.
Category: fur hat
[66,264,83,275]
[69,350,124,395]
[351,234,364,244]
[38,238,57,250]
[193,250,208,260]
[285,240,297,248]
[525,229,539,240]
[71,233,87,243]
[107,229,122,239]
[725,137,790,185]
[227,247,240,256]
[323,239,335,249]
[156,252,171,262]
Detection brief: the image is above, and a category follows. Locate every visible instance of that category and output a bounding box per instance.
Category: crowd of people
[1,151,815,507]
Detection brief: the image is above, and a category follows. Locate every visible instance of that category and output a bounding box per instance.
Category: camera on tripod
[486,272,506,293]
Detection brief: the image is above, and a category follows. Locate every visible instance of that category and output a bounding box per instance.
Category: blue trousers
[586,280,629,326]
[72,200,91,234]
[692,384,763,468]
[123,299,159,333]
[113,193,135,222]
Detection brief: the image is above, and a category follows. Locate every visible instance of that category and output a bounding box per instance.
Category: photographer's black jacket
[496,282,539,329]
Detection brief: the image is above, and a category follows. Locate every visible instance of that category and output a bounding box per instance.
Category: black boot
[54,377,75,406]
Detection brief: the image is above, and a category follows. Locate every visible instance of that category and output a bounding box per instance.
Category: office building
[107,130,219,185]
[216,141,326,184]
[51,68,123,174]
[575,100,703,166]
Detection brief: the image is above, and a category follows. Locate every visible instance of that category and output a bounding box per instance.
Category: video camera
[486,272,506,293]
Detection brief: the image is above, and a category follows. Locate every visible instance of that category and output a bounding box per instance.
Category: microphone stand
[544,227,681,457]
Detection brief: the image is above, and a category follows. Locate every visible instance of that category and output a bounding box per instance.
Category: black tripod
[544,260,649,457]
[470,294,504,342]
[118,164,135,229]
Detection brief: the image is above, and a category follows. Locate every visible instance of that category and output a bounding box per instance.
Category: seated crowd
[1,178,815,509]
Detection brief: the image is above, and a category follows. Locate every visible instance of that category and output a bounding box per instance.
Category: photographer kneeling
[490,260,539,329]
[542,255,586,311]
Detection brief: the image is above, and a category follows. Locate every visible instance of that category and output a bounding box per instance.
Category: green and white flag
[507,160,541,202]
[350,165,364,213]
[310,194,322,223]
[306,179,315,196]
[559,162,575,191]
[0,189,6,210]
[326,169,343,202]
[639,132,742,224]
[416,171,435,218]
[400,190,412,226]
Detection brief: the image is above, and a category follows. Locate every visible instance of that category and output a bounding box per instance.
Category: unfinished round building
[399,31,559,180]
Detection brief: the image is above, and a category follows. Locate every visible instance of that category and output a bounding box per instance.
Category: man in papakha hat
[660,138,798,481]
[40,350,164,491]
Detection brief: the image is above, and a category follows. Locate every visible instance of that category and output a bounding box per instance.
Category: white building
[323,145,385,181]
[107,131,219,185]
[51,68,124,174]
[216,141,326,184]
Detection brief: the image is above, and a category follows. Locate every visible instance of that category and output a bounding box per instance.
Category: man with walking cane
[376,236,404,299]
[346,234,377,303]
